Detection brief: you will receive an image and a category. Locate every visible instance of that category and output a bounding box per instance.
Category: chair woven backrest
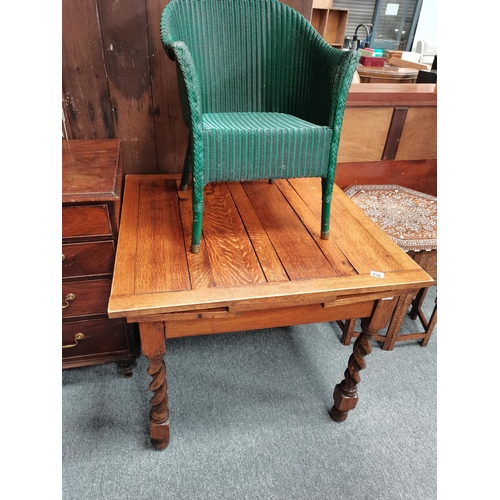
[161,0,355,127]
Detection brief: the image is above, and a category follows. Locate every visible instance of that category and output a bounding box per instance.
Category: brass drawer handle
[62,333,85,349]
[62,293,76,309]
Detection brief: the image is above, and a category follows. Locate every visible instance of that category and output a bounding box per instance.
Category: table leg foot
[151,421,170,450]
[329,384,358,422]
[147,356,170,450]
[116,357,137,378]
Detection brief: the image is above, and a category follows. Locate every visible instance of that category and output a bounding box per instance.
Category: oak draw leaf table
[108,175,433,450]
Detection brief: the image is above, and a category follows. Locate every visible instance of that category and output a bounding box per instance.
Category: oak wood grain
[242,181,337,280]
[160,301,375,338]
[135,178,190,293]
[108,176,432,321]
[227,182,289,283]
[109,174,140,297]
[110,268,430,318]
[176,181,217,289]
[202,183,267,287]
[288,178,407,273]
[274,179,356,277]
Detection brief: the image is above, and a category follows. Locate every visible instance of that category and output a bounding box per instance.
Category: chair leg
[180,135,192,191]
[191,170,204,253]
[321,178,332,239]
[191,209,203,254]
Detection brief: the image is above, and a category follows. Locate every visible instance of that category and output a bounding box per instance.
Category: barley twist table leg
[330,298,397,422]
[139,322,170,450]
[329,328,372,421]
[147,355,170,450]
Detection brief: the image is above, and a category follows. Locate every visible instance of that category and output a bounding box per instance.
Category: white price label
[370,271,385,278]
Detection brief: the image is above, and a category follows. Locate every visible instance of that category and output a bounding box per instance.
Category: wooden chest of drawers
[62,139,139,374]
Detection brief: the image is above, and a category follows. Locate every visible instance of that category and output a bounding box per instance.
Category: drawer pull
[62,293,76,309]
[62,254,65,261]
[62,333,85,349]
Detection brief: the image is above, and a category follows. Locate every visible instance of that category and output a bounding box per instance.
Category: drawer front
[62,241,115,279]
[62,204,112,239]
[62,279,112,320]
[62,318,130,359]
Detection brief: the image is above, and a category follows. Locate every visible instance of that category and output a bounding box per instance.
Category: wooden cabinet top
[62,140,124,204]
[346,83,437,107]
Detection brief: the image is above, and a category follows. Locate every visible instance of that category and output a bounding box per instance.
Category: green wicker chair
[160,0,360,253]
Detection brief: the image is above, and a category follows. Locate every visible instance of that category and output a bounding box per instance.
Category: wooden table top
[108,175,432,323]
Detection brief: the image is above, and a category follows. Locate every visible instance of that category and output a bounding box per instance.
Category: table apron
[127,289,421,339]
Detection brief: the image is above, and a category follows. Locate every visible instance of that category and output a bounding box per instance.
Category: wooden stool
[337,185,437,350]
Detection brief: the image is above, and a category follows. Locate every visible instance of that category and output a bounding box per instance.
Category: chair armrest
[161,40,203,133]
[290,35,360,130]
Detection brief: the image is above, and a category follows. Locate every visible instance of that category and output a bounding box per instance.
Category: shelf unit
[310,0,349,49]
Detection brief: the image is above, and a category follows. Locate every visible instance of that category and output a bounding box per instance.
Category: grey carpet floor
[62,287,437,500]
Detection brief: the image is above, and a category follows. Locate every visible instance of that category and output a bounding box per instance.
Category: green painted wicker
[161,0,360,253]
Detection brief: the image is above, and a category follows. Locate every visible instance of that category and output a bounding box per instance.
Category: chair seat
[202,112,332,182]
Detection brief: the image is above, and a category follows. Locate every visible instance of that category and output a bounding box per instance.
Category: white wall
[413,0,437,48]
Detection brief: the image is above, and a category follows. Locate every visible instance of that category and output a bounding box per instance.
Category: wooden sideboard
[336,83,437,196]
[62,139,139,374]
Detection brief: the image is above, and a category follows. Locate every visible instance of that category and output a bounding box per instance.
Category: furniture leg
[191,165,204,253]
[320,178,332,239]
[419,298,437,347]
[140,322,170,450]
[409,287,428,320]
[330,298,396,422]
[191,207,203,253]
[180,134,192,190]
[382,293,416,351]
[338,318,356,345]
[116,358,137,377]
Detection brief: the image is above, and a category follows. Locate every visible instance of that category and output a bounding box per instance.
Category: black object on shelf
[416,55,437,83]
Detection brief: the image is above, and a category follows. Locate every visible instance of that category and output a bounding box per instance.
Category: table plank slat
[289,178,405,274]
[242,181,337,280]
[177,180,217,289]
[111,175,140,297]
[227,182,289,283]
[135,178,190,293]
[201,182,267,286]
[274,179,356,277]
